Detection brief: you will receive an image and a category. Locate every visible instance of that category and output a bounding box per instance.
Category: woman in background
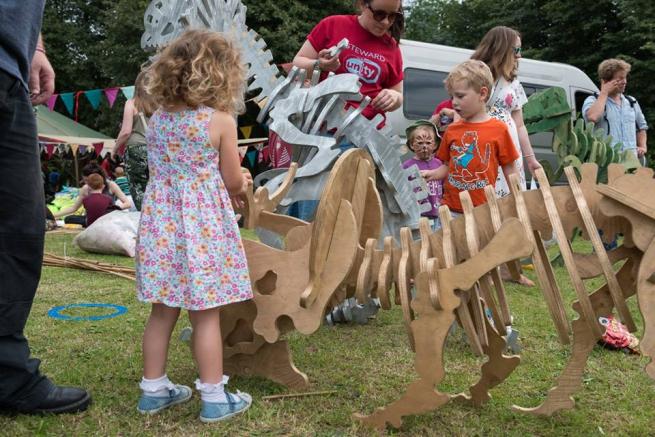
[471,26,541,287]
[114,71,157,210]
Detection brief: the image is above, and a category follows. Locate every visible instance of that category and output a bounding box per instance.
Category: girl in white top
[471,26,541,287]
[471,26,542,198]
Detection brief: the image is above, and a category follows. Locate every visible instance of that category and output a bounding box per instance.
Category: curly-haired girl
[135,29,253,423]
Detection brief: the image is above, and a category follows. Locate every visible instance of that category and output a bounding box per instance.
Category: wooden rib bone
[508,173,573,343]
[564,166,636,332]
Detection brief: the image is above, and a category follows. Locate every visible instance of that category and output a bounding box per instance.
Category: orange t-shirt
[436,118,519,212]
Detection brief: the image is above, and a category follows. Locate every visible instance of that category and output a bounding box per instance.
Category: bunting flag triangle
[246,149,257,167]
[84,89,103,109]
[238,146,248,162]
[47,94,58,111]
[104,87,120,108]
[79,145,87,154]
[59,92,75,115]
[70,144,79,155]
[121,86,135,100]
[93,142,104,156]
[239,125,253,139]
[45,143,56,159]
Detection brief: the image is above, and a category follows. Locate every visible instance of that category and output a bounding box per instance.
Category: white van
[388,39,599,173]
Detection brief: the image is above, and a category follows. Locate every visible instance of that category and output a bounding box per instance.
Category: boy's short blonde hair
[444,60,494,100]
[598,58,631,82]
[114,166,125,177]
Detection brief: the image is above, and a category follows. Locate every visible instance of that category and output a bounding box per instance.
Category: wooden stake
[262,390,337,401]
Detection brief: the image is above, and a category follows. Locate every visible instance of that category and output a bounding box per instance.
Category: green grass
[2,233,654,435]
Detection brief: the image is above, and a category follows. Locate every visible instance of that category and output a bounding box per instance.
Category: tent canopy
[36,105,115,149]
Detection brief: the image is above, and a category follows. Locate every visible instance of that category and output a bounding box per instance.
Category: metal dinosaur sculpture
[141,0,430,240]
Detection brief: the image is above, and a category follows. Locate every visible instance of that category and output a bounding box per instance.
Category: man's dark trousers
[0,69,52,410]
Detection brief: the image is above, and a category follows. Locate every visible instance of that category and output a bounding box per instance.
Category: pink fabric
[104,87,120,108]
[268,130,292,168]
[46,94,58,111]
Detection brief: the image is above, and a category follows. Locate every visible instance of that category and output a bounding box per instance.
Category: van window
[574,90,594,118]
[403,68,449,120]
[522,83,551,98]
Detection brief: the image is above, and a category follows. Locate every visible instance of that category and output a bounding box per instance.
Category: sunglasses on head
[513,46,522,55]
[366,3,403,23]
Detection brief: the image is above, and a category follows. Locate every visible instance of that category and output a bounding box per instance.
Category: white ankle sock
[195,375,229,403]
[140,374,175,398]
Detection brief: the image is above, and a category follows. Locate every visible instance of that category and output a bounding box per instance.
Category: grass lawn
[2,232,654,436]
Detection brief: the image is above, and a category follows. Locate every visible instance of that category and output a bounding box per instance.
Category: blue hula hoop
[47,303,128,321]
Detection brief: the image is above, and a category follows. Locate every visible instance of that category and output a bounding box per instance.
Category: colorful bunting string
[44,84,137,114]
[39,141,111,159]
[38,140,273,167]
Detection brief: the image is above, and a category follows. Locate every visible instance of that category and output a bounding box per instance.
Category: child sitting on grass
[82,173,116,227]
[113,166,130,196]
[113,166,136,211]
[421,60,519,214]
[402,120,444,228]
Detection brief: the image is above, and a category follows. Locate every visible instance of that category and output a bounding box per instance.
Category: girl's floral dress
[488,77,528,197]
[136,106,252,310]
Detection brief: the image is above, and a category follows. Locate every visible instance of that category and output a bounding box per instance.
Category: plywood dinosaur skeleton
[352,163,655,430]
[231,149,655,431]
[140,0,655,430]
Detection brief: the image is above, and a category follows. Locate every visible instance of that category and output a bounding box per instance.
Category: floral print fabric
[136,107,253,310]
[488,77,528,197]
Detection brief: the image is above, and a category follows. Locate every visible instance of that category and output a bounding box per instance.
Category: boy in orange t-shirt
[421,60,519,213]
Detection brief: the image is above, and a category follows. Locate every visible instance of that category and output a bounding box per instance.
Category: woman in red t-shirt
[292,0,405,122]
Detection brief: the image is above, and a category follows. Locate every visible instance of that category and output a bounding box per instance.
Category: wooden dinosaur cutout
[354,163,655,429]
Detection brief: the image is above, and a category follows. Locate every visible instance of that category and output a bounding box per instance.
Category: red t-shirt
[83,192,114,226]
[436,118,519,213]
[307,15,403,121]
[431,98,453,117]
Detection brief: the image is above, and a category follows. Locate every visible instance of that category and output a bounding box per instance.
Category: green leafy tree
[243,0,353,63]
[41,0,353,137]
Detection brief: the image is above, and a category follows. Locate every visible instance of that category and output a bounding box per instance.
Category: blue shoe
[137,384,192,414]
[199,391,252,423]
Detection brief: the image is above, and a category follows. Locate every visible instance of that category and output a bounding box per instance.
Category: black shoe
[23,386,91,414]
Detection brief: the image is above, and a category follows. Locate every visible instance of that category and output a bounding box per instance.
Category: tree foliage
[40,0,654,164]
[406,0,655,161]
[41,0,353,137]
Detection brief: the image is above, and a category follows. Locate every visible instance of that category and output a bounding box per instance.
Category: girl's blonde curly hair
[145,29,246,115]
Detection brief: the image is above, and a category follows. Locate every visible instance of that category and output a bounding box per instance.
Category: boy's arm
[501,161,519,185]
[497,124,521,183]
[421,162,449,181]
